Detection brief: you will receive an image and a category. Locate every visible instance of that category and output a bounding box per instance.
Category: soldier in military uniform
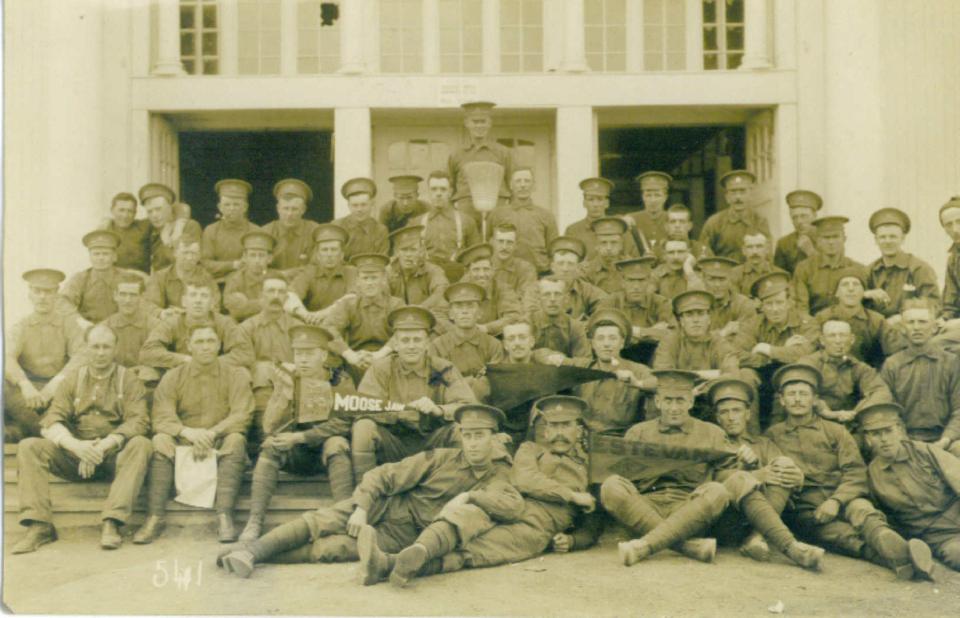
[581,217,631,294]
[143,234,220,316]
[140,279,254,371]
[102,273,161,377]
[447,101,513,225]
[735,272,818,371]
[378,174,429,233]
[222,231,285,322]
[139,182,201,273]
[350,306,476,479]
[546,236,609,321]
[793,216,868,316]
[528,277,591,359]
[238,325,357,542]
[774,190,821,273]
[565,177,641,260]
[61,230,144,323]
[386,225,450,315]
[5,269,87,442]
[322,253,403,376]
[730,229,781,298]
[815,268,900,367]
[939,196,960,321]
[858,402,960,571]
[765,364,934,580]
[201,179,261,280]
[287,224,358,321]
[489,223,538,314]
[696,256,757,339]
[455,243,522,336]
[597,257,674,347]
[603,370,823,570]
[335,177,390,260]
[654,238,703,300]
[102,192,151,273]
[12,324,153,553]
[486,168,557,273]
[261,178,320,272]
[625,171,672,251]
[653,204,711,262]
[428,282,505,396]
[360,396,598,585]
[863,207,940,318]
[698,171,771,262]
[408,171,480,282]
[134,325,254,544]
[217,403,520,578]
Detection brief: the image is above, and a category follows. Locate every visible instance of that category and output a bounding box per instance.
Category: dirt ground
[3,521,958,617]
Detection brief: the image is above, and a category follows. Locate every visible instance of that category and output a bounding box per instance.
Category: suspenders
[417,211,464,259]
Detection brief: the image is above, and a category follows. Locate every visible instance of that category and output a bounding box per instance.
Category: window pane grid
[380,0,423,73]
[500,0,543,73]
[585,0,626,72]
[297,0,341,74]
[180,0,219,75]
[438,0,482,74]
[643,0,685,72]
[702,0,743,70]
[238,0,282,75]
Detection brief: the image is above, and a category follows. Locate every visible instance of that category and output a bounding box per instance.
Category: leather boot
[641,497,719,561]
[240,457,279,542]
[358,524,396,586]
[221,549,256,578]
[100,519,123,550]
[218,512,239,543]
[676,538,717,563]
[739,532,770,562]
[391,544,428,588]
[908,539,936,582]
[132,515,166,545]
[619,539,652,566]
[12,522,57,554]
[785,541,826,572]
[739,490,797,558]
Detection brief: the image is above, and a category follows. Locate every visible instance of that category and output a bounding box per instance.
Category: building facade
[5,0,960,321]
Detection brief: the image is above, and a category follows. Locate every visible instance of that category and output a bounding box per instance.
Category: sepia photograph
[3,0,960,615]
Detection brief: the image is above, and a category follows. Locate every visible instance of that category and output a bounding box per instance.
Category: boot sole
[132,522,165,545]
[357,525,383,586]
[681,538,717,563]
[739,540,771,563]
[12,528,58,554]
[390,545,427,589]
[908,539,936,582]
[222,554,254,578]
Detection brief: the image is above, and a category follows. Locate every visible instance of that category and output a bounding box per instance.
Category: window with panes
[702,0,744,70]
[643,0,686,71]
[380,0,423,73]
[585,0,626,72]
[238,0,282,74]
[297,0,341,73]
[500,0,543,73]
[439,0,483,73]
[180,0,219,75]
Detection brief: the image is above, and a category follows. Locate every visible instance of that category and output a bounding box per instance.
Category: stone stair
[3,444,334,529]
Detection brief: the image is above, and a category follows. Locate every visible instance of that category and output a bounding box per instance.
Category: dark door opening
[599,126,745,235]
[179,131,334,227]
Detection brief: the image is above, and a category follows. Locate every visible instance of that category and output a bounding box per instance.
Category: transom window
[702,0,744,70]
[380,0,424,73]
[238,0,282,74]
[179,0,219,75]
[585,0,626,72]
[500,0,543,73]
[643,0,686,71]
[439,0,483,73]
[297,0,341,74]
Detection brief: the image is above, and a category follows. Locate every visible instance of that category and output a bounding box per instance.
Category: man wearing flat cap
[335,177,390,260]
[261,178,320,272]
[5,269,88,442]
[448,101,513,220]
[736,271,818,369]
[413,171,481,281]
[487,167,558,274]
[350,306,476,479]
[202,179,261,280]
[287,224,359,320]
[879,297,960,458]
[546,236,609,321]
[708,378,814,563]
[321,253,404,376]
[379,174,430,233]
[625,171,673,250]
[863,207,940,318]
[699,170,771,262]
[581,216,632,294]
[222,231,286,322]
[101,192,152,273]
[604,369,824,571]
[774,190,821,273]
[565,177,641,260]
[428,283,504,396]
[139,182,202,273]
[859,402,960,572]
[765,363,934,580]
[939,196,960,321]
[237,325,358,543]
[793,216,868,316]
[456,243,523,336]
[697,256,758,339]
[386,224,451,315]
[362,396,600,585]
[61,230,145,323]
[218,402,521,580]
[597,257,674,345]
[731,228,781,298]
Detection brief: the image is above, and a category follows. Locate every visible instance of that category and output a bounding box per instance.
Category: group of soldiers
[5,101,960,589]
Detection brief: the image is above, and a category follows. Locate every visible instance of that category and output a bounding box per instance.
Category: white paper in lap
[174,446,218,509]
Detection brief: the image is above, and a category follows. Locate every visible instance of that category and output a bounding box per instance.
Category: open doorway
[178,131,334,227]
[599,126,746,236]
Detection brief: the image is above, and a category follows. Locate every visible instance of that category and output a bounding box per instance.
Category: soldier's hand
[342,350,363,366]
[813,498,840,524]
[192,441,213,460]
[346,507,367,537]
[614,369,635,384]
[78,460,97,479]
[863,289,891,305]
[769,463,804,489]
[72,440,104,467]
[751,343,773,357]
[551,533,573,553]
[796,234,816,256]
[784,335,809,348]
[303,311,326,326]
[720,321,740,338]
[545,353,566,367]
[835,410,857,424]
[935,437,953,450]
[19,380,45,409]
[736,444,759,466]
[570,492,596,513]
[398,408,421,424]
[271,432,302,450]
[447,492,471,508]
[409,396,442,417]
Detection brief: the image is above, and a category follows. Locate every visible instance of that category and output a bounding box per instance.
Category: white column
[740,0,772,69]
[561,0,589,72]
[220,0,239,75]
[153,0,186,75]
[333,108,372,218]
[422,0,440,73]
[481,0,500,73]
[339,0,366,74]
[280,0,298,75]
[555,107,597,230]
